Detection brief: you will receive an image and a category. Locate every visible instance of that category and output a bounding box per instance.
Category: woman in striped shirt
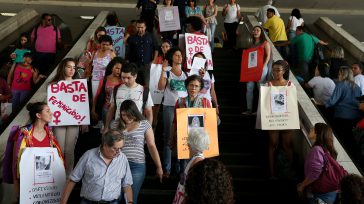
[118,99,163,204]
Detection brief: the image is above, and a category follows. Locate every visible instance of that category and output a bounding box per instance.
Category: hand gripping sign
[259,85,300,130]
[240,45,264,82]
[47,79,90,126]
[176,108,219,159]
[20,147,65,204]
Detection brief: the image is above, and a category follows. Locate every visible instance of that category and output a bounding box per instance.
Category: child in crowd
[10,33,31,64]
[7,53,45,112]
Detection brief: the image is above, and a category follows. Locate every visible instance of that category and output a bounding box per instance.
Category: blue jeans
[308,191,337,204]
[162,105,175,174]
[246,65,268,111]
[128,161,146,204]
[209,23,217,51]
[11,89,30,112]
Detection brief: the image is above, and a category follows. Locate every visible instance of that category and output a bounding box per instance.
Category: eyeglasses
[272,69,284,72]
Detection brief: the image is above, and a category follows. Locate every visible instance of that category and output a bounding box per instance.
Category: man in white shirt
[104,63,154,132]
[352,62,364,95]
[255,0,280,24]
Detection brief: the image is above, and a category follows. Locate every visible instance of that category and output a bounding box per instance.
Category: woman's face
[20,36,28,46]
[37,105,52,123]
[272,65,285,80]
[308,128,317,141]
[338,71,343,81]
[64,61,76,78]
[252,27,262,39]
[100,41,112,51]
[112,63,122,77]
[120,111,134,124]
[172,51,183,65]
[161,42,171,55]
[165,0,172,6]
[188,0,195,7]
[96,31,106,40]
[187,79,202,97]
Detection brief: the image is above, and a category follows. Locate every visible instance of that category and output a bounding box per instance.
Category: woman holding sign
[243,26,271,115]
[49,58,81,175]
[10,102,63,200]
[118,100,163,204]
[172,75,212,177]
[264,60,294,179]
[158,47,188,178]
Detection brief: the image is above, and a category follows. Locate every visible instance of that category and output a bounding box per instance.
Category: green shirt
[291,32,319,62]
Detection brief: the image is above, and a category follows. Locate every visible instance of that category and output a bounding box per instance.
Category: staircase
[70,48,303,203]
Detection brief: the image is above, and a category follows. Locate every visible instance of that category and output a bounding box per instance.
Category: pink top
[92,51,111,81]
[31,25,61,53]
[11,64,33,91]
[96,77,123,109]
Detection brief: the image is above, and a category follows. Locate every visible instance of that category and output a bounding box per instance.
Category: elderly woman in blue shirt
[325,66,362,149]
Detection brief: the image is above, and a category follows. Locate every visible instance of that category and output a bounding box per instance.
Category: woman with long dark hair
[243,26,271,115]
[297,123,339,203]
[118,100,163,204]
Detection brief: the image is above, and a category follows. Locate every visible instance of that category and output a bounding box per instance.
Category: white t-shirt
[308,76,336,105]
[111,84,154,120]
[255,5,280,24]
[354,74,364,95]
[224,4,241,23]
[198,72,215,103]
[288,16,304,31]
[162,69,188,106]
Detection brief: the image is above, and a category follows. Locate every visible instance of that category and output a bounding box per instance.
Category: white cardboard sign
[149,64,165,104]
[185,33,213,70]
[20,147,66,204]
[47,79,90,126]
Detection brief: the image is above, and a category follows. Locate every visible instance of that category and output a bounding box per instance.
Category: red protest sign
[240,46,264,82]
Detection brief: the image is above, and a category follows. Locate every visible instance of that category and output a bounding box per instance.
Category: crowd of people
[1,1,364,204]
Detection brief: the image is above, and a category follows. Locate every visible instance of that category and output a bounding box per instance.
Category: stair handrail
[0,10,111,163]
[243,15,362,175]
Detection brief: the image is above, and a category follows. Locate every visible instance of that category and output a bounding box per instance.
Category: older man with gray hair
[255,0,280,24]
[61,129,133,204]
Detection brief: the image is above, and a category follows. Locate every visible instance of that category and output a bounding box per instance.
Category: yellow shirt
[263,15,287,42]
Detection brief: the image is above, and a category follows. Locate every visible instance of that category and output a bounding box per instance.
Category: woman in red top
[12,102,63,200]
[8,52,45,112]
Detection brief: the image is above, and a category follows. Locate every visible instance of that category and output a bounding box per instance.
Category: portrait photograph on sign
[34,155,53,184]
[188,114,205,131]
[271,91,287,113]
[176,108,219,159]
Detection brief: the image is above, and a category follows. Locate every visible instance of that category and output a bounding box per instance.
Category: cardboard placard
[106,26,126,58]
[149,64,165,104]
[47,79,90,126]
[158,6,181,32]
[259,85,300,130]
[20,147,65,204]
[176,108,219,159]
[240,46,264,82]
[185,33,213,70]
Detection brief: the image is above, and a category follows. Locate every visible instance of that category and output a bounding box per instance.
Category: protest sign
[47,79,90,126]
[158,6,181,32]
[20,147,65,204]
[259,85,300,130]
[176,108,219,159]
[106,26,125,58]
[149,64,165,104]
[185,33,213,70]
[240,45,264,82]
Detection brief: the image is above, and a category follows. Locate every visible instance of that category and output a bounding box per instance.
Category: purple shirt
[304,145,325,181]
